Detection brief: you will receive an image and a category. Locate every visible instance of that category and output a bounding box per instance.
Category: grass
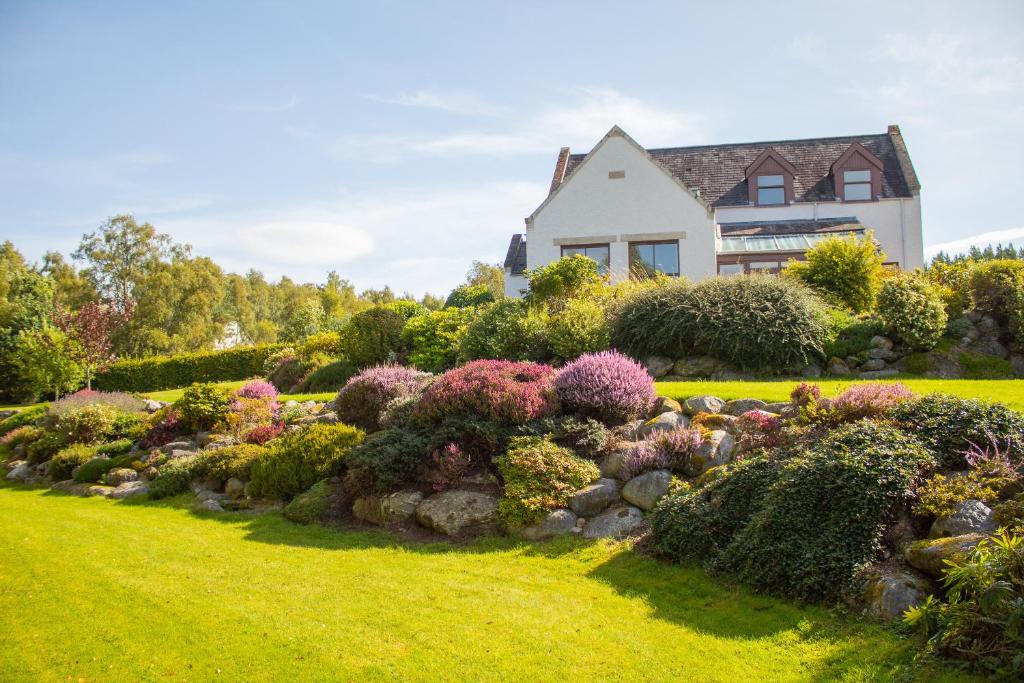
[0,483,972,682]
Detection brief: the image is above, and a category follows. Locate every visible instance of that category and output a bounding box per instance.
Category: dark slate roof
[560,132,915,207]
[718,217,862,237]
[503,234,526,275]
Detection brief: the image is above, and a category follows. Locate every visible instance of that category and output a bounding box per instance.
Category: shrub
[444,283,494,309]
[95,344,284,392]
[875,274,947,351]
[283,479,334,524]
[736,410,784,453]
[95,438,134,457]
[26,431,69,464]
[958,351,1014,379]
[243,423,285,445]
[495,436,600,528]
[0,425,43,450]
[821,311,885,359]
[525,255,604,309]
[968,259,1024,322]
[457,300,551,363]
[820,382,915,423]
[401,307,474,372]
[516,415,612,460]
[109,411,148,441]
[49,444,97,481]
[611,276,827,372]
[139,408,185,449]
[298,331,342,360]
[0,406,45,438]
[343,427,430,495]
[149,456,201,499]
[198,443,268,481]
[622,440,672,479]
[915,459,1019,519]
[233,379,278,401]
[415,360,557,426]
[49,389,146,417]
[382,300,427,320]
[903,531,1024,678]
[890,395,1024,469]
[334,365,432,432]
[339,306,407,367]
[249,423,364,499]
[53,403,119,444]
[224,397,278,442]
[267,356,306,392]
[298,360,358,393]
[548,298,611,360]
[73,457,116,484]
[173,383,231,432]
[782,231,885,312]
[427,414,509,460]
[554,351,655,423]
[431,443,472,492]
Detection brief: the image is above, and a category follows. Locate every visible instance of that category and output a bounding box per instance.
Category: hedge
[94,344,285,393]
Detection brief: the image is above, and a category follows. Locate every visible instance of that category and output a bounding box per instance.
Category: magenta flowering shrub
[49,389,146,417]
[737,410,784,453]
[233,379,279,402]
[790,382,822,410]
[334,364,432,432]
[826,382,915,422]
[414,360,557,426]
[431,443,471,491]
[553,351,655,423]
[654,425,704,465]
[622,441,671,479]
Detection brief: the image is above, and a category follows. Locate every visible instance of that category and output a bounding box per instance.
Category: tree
[39,251,97,309]
[466,261,504,300]
[0,244,54,400]
[11,325,84,401]
[360,286,396,305]
[52,300,134,389]
[282,299,325,343]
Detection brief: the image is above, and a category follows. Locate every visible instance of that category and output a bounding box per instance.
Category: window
[757,174,785,205]
[718,263,744,276]
[843,169,872,201]
[561,244,610,273]
[629,241,679,278]
[748,261,781,274]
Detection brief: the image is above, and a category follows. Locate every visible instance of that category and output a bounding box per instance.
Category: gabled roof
[555,126,918,207]
[503,234,527,275]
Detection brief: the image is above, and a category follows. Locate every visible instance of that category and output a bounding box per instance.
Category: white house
[503,125,923,297]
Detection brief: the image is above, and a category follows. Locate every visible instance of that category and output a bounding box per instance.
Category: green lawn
[0,485,970,682]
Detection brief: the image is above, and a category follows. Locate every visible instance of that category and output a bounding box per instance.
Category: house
[503,125,922,297]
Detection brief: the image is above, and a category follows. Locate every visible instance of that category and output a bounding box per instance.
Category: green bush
[249,423,364,500]
[548,298,611,360]
[875,274,947,351]
[95,438,134,457]
[198,444,268,481]
[821,309,884,359]
[338,306,407,367]
[73,457,116,484]
[401,307,474,372]
[49,444,97,481]
[149,456,201,499]
[515,415,612,460]
[525,255,604,309]
[915,463,1019,518]
[94,344,284,393]
[26,430,69,464]
[444,283,494,309]
[457,300,551,363]
[782,231,885,312]
[282,479,333,525]
[0,406,45,438]
[968,259,1024,321]
[173,383,231,432]
[611,276,827,372]
[958,351,1014,379]
[53,404,118,444]
[343,427,429,495]
[494,435,600,528]
[891,394,1024,469]
[296,360,358,393]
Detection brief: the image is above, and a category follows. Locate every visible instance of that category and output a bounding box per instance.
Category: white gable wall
[527,134,717,282]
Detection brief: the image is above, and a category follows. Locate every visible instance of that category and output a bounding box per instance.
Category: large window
[756,174,785,205]
[629,241,679,278]
[561,244,610,273]
[843,169,872,201]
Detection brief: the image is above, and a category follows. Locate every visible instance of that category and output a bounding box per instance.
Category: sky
[1,0,1023,296]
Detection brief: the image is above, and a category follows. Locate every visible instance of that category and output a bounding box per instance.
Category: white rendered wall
[504,271,528,298]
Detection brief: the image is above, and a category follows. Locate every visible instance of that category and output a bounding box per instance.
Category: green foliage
[297,360,358,393]
[249,423,364,500]
[297,331,342,360]
[282,299,325,343]
[338,306,407,367]
[149,456,200,499]
[95,344,284,393]
[0,406,46,437]
[343,427,429,495]
[173,383,230,432]
[53,403,118,444]
[516,415,612,460]
[401,307,473,372]
[73,457,116,484]
[525,255,604,309]
[197,443,268,481]
[915,463,1019,518]
[903,531,1024,678]
[49,444,97,481]
[875,274,947,351]
[444,283,494,309]
[0,247,55,401]
[968,259,1024,321]
[282,479,334,525]
[611,276,827,372]
[95,438,134,457]
[382,300,427,320]
[10,325,85,401]
[782,232,885,312]
[548,298,611,360]
[457,300,550,363]
[957,351,1014,379]
[26,430,69,464]
[494,435,600,528]
[820,310,884,359]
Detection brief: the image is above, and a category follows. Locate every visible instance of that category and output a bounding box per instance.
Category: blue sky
[2,1,1022,296]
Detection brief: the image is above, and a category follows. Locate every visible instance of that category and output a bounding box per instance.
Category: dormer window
[843,170,872,201]
[757,175,786,205]
[832,142,883,202]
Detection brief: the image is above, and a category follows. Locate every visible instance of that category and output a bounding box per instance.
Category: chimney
[549,147,571,195]
[887,124,921,193]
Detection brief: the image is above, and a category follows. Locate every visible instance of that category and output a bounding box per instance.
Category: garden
[3,233,1024,679]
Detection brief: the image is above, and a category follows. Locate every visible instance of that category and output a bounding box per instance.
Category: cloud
[228,95,301,113]
[335,87,705,161]
[0,149,174,190]
[362,89,504,116]
[926,226,1024,258]
[883,33,1023,97]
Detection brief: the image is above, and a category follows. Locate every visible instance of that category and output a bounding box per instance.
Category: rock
[764,401,792,415]
[682,395,726,415]
[862,358,887,371]
[140,466,160,481]
[905,534,985,578]
[51,480,90,495]
[167,449,199,462]
[613,420,645,441]
[827,358,851,376]
[859,369,900,379]
[195,489,228,504]
[5,461,32,482]
[621,469,671,511]
[415,490,499,536]
[930,499,996,538]
[884,510,919,554]
[0,409,16,420]
[870,335,894,350]
[141,399,165,413]
[105,468,138,486]
[582,505,645,539]
[976,315,999,335]
[200,499,225,512]
[109,481,148,499]
[868,348,899,361]
[965,310,983,323]
[686,430,736,476]
[860,567,933,620]
[971,337,1008,359]
[694,413,739,432]
[353,490,425,525]
[800,364,822,379]
[85,485,117,498]
[672,356,725,379]
[1010,354,1024,377]
[518,509,578,540]
[224,477,246,499]
[636,411,689,439]
[643,356,675,378]
[597,450,628,479]
[569,478,621,517]
[650,396,682,417]
[722,398,767,416]
[159,440,195,454]
[190,478,221,495]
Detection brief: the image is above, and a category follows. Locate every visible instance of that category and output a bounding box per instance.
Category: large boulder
[159,440,196,455]
[930,499,996,538]
[105,468,138,487]
[859,567,934,620]
[85,485,117,498]
[722,398,767,416]
[569,478,621,517]
[621,469,671,511]
[859,369,900,379]
[636,411,689,439]
[672,356,730,379]
[868,347,899,362]
[518,509,578,540]
[5,461,33,483]
[686,430,736,476]
[597,450,628,480]
[353,490,425,525]
[224,477,246,499]
[827,358,851,376]
[861,358,887,371]
[649,397,682,417]
[643,356,675,379]
[682,395,725,416]
[870,335,894,350]
[109,481,148,499]
[415,490,499,537]
[905,534,984,578]
[582,505,645,539]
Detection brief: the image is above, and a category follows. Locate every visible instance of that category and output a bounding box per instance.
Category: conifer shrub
[148,456,201,499]
[515,415,613,460]
[343,427,430,495]
[249,423,364,500]
[298,360,358,393]
[495,436,600,528]
[553,351,655,423]
[283,479,334,524]
[173,383,231,432]
[0,406,45,438]
[782,231,885,312]
[414,360,557,426]
[72,456,116,484]
[197,443,268,481]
